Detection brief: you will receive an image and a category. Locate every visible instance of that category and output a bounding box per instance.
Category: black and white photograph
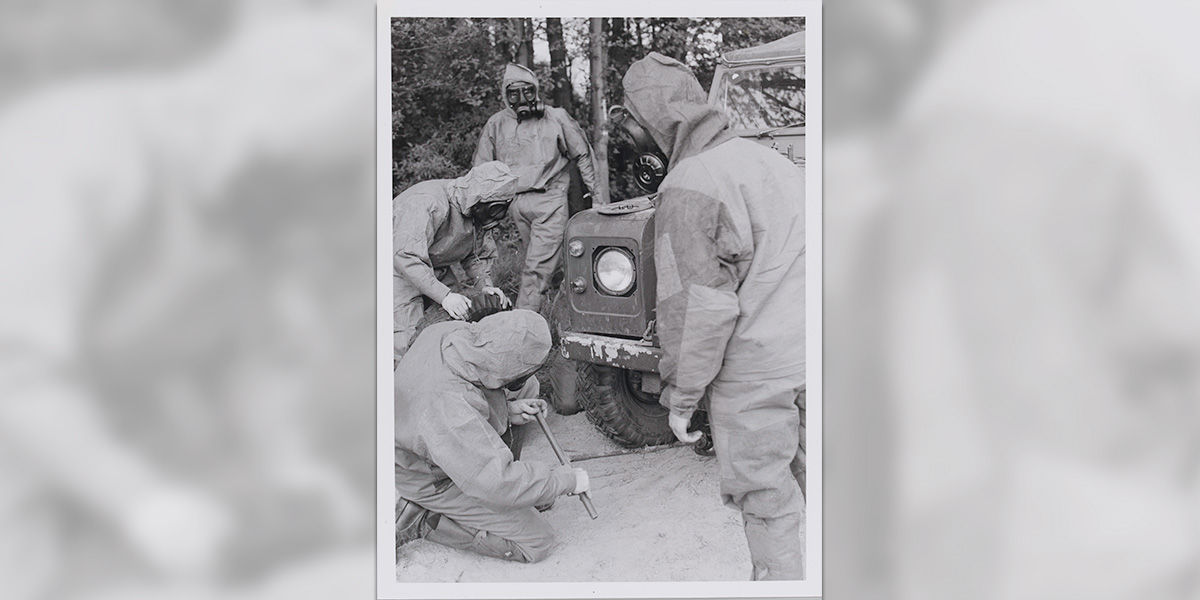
[377,3,821,597]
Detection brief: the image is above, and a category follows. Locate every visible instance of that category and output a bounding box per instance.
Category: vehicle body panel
[562,200,657,340]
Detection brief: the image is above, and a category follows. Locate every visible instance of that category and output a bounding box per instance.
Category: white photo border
[377,2,822,597]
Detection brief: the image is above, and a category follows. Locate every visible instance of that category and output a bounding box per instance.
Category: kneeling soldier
[394,310,589,563]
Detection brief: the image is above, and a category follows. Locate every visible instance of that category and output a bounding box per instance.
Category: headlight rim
[593,247,637,296]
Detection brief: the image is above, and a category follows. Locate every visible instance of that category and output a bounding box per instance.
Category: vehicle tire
[547,353,582,415]
[576,363,674,448]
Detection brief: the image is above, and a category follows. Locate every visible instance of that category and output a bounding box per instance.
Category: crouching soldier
[394,310,590,563]
[393,161,520,365]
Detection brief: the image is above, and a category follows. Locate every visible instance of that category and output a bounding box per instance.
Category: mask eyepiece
[506,82,543,121]
[471,199,511,231]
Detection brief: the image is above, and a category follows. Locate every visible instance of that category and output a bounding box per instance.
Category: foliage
[717,17,807,57]
[391,18,516,194]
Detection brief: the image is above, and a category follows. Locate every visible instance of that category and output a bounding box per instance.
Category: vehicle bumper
[560,332,662,373]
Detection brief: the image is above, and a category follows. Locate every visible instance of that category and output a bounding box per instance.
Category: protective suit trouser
[394,268,458,365]
[510,185,568,312]
[412,481,556,563]
[396,473,555,561]
[708,376,806,581]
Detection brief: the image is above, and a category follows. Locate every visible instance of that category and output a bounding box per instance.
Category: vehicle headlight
[594,248,636,295]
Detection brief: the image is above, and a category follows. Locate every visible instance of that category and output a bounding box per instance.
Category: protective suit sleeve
[654,185,747,417]
[460,230,497,289]
[556,112,599,197]
[472,119,497,167]
[393,193,452,303]
[423,392,577,510]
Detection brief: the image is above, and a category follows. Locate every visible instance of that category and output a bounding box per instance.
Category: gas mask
[504,373,532,392]
[608,105,668,193]
[505,82,544,122]
[471,199,512,231]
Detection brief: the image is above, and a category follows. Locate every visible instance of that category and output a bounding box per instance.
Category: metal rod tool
[534,411,598,519]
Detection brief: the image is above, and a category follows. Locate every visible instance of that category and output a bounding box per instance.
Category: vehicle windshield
[712,63,805,130]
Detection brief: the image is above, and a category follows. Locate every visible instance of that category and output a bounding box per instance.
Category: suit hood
[621,52,735,168]
[447,161,520,215]
[442,310,552,389]
[501,63,540,113]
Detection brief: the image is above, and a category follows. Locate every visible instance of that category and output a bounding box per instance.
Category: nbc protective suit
[393,161,519,363]
[394,311,578,563]
[473,64,599,312]
[623,53,807,580]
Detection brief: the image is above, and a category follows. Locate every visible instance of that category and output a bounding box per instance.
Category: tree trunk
[589,18,610,205]
[611,17,626,41]
[515,18,534,69]
[493,19,513,64]
[546,18,572,112]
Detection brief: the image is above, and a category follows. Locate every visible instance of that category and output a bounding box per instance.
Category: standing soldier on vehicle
[473,63,600,312]
[393,161,519,364]
[616,53,807,580]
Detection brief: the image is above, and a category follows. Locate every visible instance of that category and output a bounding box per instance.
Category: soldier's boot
[395,498,440,552]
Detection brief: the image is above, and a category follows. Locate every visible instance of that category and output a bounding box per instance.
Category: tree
[588,18,610,205]
[391,18,519,193]
[514,18,534,69]
[546,17,572,112]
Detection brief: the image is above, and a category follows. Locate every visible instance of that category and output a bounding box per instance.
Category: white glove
[441,292,472,320]
[508,397,547,426]
[120,484,234,578]
[481,286,512,308]
[571,468,589,495]
[669,411,702,444]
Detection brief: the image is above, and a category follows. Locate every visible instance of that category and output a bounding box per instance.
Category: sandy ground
[395,410,806,582]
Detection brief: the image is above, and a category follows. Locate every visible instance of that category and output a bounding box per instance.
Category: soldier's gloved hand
[669,410,702,444]
[508,397,547,426]
[441,292,472,320]
[570,468,590,495]
[481,286,512,308]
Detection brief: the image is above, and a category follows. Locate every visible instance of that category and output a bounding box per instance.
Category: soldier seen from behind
[615,52,807,581]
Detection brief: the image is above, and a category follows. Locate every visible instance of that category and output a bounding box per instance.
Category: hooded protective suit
[392,161,519,363]
[623,52,807,580]
[394,311,577,563]
[473,64,599,311]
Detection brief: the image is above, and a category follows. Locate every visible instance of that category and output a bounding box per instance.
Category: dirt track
[395,410,806,582]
